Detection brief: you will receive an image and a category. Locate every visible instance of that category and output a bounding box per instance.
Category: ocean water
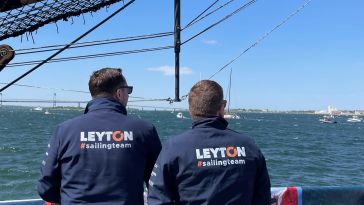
[0,106,363,200]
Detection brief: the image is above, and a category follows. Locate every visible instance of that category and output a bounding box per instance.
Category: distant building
[314,105,342,115]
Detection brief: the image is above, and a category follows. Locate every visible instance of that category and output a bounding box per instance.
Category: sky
[0,0,363,111]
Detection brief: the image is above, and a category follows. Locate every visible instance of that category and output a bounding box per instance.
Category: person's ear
[218,103,225,116]
[114,88,121,100]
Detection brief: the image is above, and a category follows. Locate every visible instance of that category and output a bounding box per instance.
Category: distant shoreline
[1,105,362,116]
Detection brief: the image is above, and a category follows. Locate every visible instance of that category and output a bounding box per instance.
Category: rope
[183,0,221,30]
[0,82,89,93]
[13,32,173,55]
[0,0,136,92]
[182,0,257,45]
[183,0,236,30]
[0,82,173,102]
[6,46,173,67]
[208,0,312,79]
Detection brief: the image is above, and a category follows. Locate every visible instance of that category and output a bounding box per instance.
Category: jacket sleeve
[147,143,177,205]
[144,126,162,185]
[253,150,271,205]
[37,126,62,203]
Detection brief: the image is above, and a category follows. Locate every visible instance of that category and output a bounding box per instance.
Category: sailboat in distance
[223,68,240,120]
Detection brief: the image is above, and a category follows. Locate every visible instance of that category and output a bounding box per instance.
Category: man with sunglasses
[148,80,270,205]
[38,68,162,205]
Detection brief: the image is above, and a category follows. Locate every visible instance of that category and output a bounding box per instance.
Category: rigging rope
[4,0,247,67]
[181,0,257,45]
[179,0,312,100]
[183,0,221,30]
[6,45,173,67]
[1,0,311,105]
[208,0,312,79]
[183,0,236,31]
[13,32,173,55]
[0,0,136,92]
[0,82,89,93]
[0,82,173,102]
[166,0,256,103]
[7,0,235,56]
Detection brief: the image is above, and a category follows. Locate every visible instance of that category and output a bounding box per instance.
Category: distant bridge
[0,96,88,108]
[0,99,89,104]
[0,97,186,111]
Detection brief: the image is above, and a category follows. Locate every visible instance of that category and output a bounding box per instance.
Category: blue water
[0,106,363,200]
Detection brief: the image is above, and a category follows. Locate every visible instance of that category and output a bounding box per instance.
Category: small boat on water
[223,113,240,119]
[33,107,42,111]
[44,110,50,115]
[223,68,240,120]
[176,112,187,119]
[319,115,337,124]
[347,115,362,122]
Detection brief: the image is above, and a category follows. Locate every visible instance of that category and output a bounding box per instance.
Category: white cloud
[203,39,218,45]
[147,65,194,76]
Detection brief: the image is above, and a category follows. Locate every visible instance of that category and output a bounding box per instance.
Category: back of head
[89,68,126,98]
[188,80,224,121]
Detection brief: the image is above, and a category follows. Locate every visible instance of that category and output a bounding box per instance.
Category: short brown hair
[89,68,126,97]
[188,80,224,120]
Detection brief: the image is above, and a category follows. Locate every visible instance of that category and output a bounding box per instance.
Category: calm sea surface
[0,106,363,200]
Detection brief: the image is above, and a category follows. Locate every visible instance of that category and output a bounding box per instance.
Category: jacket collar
[192,116,228,130]
[84,97,127,115]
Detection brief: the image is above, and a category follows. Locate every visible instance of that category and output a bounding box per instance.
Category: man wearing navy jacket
[148,80,271,205]
[38,68,162,204]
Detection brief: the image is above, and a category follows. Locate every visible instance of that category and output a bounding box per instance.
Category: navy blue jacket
[38,97,162,204]
[148,117,270,205]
